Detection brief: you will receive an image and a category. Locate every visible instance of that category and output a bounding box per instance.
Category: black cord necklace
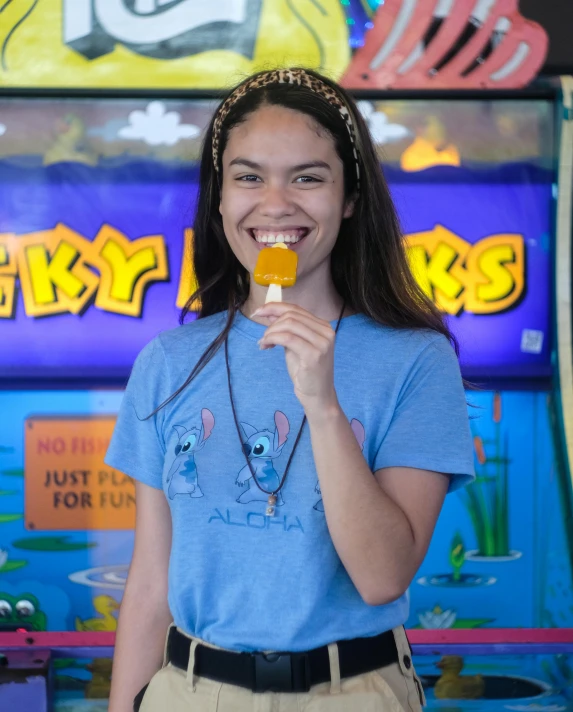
[225,302,346,517]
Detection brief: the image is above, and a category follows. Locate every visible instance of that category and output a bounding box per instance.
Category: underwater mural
[1,389,572,633]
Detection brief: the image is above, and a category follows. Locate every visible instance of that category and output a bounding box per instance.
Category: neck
[242,262,349,323]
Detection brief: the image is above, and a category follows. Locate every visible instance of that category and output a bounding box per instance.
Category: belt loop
[186,639,200,693]
[163,623,175,667]
[393,626,414,677]
[327,643,341,694]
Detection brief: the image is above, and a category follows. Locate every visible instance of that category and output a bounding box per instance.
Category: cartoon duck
[75,595,119,632]
[43,114,98,167]
[314,419,365,511]
[400,116,461,172]
[166,409,215,499]
[236,411,289,505]
[0,593,47,631]
[85,657,113,699]
[434,656,484,699]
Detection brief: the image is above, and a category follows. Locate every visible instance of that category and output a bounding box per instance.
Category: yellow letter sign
[406,225,524,315]
[0,235,18,319]
[17,224,100,317]
[93,225,168,317]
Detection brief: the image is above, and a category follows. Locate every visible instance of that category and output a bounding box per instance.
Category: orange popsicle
[254,243,298,303]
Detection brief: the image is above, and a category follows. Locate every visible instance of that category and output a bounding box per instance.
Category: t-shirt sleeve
[373,335,475,492]
[104,337,170,490]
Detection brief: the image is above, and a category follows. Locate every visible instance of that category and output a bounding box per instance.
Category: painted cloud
[119,101,200,146]
[357,101,410,145]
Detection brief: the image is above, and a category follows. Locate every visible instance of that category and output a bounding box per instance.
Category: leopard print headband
[212,69,361,189]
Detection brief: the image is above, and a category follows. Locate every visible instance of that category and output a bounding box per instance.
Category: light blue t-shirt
[105,311,474,653]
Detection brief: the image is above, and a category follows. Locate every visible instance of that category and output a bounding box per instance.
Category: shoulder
[345,315,456,368]
[155,312,227,356]
[130,312,226,382]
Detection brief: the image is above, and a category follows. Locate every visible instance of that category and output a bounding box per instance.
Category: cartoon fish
[166,408,215,499]
[235,410,289,505]
[314,418,365,511]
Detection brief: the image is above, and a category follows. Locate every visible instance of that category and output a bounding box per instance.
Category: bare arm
[308,404,449,605]
[254,302,452,607]
[108,481,173,712]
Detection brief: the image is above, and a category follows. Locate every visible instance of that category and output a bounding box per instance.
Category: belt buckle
[253,652,310,693]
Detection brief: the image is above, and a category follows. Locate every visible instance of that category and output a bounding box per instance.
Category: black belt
[166,625,399,693]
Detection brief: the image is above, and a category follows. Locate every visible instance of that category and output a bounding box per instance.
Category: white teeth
[254,232,304,244]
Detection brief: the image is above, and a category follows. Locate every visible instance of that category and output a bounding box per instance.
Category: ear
[274,411,290,449]
[173,425,187,440]
[350,418,366,451]
[200,408,215,442]
[240,421,258,442]
[343,195,357,220]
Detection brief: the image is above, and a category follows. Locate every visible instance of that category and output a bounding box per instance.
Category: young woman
[105,68,474,712]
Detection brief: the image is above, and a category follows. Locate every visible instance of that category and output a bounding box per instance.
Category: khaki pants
[137,626,426,712]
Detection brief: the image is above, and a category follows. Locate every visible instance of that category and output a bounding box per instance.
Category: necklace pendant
[266,495,277,517]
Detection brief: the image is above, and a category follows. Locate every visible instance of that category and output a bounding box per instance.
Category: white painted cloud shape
[0,124,6,137]
[357,101,410,145]
[119,101,200,146]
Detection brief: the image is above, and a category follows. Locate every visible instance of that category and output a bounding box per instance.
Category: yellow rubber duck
[75,595,119,632]
[434,656,485,700]
[85,657,113,699]
[43,114,98,167]
[400,116,461,172]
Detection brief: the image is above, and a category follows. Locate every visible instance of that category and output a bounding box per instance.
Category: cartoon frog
[0,593,47,631]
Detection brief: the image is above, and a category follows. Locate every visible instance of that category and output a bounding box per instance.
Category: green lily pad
[451,618,495,628]
[12,536,97,552]
[414,618,494,630]
[0,560,27,573]
[0,514,22,523]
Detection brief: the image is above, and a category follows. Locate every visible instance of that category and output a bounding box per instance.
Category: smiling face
[219,104,353,293]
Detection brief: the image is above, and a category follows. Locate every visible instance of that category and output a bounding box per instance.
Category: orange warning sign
[25,416,134,531]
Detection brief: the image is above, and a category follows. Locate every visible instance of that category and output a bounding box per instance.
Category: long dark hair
[161,68,456,408]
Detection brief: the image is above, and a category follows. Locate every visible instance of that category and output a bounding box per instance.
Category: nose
[259,184,296,219]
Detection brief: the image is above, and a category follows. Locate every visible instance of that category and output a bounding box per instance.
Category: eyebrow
[228,158,332,172]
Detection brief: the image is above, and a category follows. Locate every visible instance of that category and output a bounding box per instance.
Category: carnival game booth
[0,82,572,709]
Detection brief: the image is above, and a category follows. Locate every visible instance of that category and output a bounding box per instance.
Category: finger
[263,316,333,351]
[260,331,320,362]
[261,322,332,358]
[253,302,329,329]
[266,311,334,341]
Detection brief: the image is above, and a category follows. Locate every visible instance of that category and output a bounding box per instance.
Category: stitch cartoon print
[314,418,365,511]
[236,411,290,506]
[166,408,215,499]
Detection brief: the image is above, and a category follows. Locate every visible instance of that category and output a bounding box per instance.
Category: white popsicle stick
[265,283,282,304]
